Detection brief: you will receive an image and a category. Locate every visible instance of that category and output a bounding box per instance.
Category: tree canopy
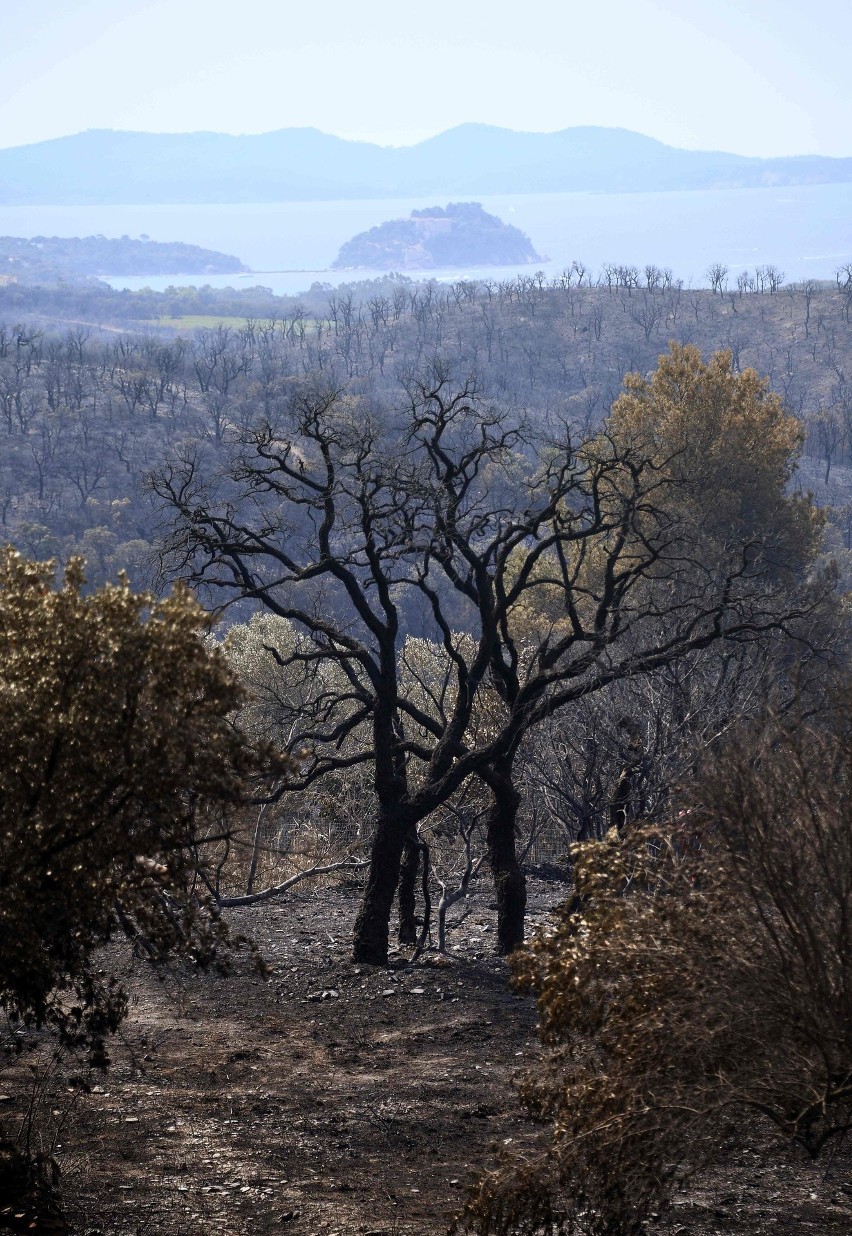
[609,344,819,566]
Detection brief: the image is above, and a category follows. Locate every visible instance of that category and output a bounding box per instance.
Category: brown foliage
[609,343,821,570]
[0,547,273,1062]
[463,705,852,1235]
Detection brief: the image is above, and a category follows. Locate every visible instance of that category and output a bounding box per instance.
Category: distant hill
[332,202,542,270]
[0,235,247,282]
[1,125,851,205]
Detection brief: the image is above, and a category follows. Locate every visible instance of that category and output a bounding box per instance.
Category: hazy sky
[2,0,850,156]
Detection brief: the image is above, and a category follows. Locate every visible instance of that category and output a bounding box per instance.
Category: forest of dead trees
[1,265,851,1235]
[1,268,852,592]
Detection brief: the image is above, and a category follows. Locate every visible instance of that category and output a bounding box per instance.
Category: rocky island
[332,202,542,270]
[0,234,248,283]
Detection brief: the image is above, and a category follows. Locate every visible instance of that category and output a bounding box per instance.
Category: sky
[1,0,850,157]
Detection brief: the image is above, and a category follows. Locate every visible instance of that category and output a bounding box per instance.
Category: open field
[141,315,277,330]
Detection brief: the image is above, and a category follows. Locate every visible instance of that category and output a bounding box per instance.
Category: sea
[0,183,850,295]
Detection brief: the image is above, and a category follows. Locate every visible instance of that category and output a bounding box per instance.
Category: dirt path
[55,886,552,1236]
[4,880,850,1234]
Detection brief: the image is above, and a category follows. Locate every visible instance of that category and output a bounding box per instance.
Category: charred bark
[485,771,526,956]
[353,810,412,964]
[396,831,420,945]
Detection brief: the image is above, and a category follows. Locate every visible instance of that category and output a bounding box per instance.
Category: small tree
[0,547,269,1064]
[705,262,728,294]
[463,703,852,1236]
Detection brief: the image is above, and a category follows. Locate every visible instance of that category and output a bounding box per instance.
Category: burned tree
[385,349,821,953]
[153,348,823,963]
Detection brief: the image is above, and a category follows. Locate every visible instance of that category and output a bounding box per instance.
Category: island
[0,234,248,283]
[332,202,543,270]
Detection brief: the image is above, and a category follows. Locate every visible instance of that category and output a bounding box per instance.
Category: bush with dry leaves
[0,547,275,1065]
[463,703,852,1236]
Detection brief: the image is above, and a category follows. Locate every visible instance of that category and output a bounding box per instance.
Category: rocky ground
[1,877,850,1235]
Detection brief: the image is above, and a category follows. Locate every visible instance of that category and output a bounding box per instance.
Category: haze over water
[1,182,851,294]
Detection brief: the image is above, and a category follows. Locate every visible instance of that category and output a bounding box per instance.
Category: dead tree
[152,355,824,962]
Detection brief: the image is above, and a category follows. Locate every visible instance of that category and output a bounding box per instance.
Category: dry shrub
[463,705,852,1236]
[0,548,275,1061]
[0,548,287,1224]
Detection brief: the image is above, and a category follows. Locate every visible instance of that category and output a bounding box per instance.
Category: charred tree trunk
[353,809,412,965]
[485,770,526,956]
[354,698,413,964]
[396,831,420,944]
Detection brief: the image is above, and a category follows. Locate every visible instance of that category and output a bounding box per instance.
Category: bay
[0,183,850,296]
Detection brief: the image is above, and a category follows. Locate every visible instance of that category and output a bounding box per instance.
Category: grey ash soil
[9,879,850,1235]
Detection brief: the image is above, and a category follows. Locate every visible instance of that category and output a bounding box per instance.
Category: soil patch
[2,879,849,1234]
